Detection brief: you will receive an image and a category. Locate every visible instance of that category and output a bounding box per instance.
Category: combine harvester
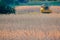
[40,4,52,13]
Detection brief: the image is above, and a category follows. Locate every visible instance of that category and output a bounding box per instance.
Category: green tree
[0,0,15,14]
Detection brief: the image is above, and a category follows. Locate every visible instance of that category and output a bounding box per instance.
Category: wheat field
[0,6,60,40]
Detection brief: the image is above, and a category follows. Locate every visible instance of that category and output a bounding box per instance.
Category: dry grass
[0,6,60,40]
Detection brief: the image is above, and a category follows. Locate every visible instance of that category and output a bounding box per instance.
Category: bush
[0,5,15,14]
[0,0,15,14]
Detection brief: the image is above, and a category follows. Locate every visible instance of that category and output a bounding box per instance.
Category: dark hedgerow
[0,5,15,14]
[0,0,15,14]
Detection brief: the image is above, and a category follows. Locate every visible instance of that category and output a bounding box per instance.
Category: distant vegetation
[0,0,15,14]
[0,0,60,14]
[0,0,59,6]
